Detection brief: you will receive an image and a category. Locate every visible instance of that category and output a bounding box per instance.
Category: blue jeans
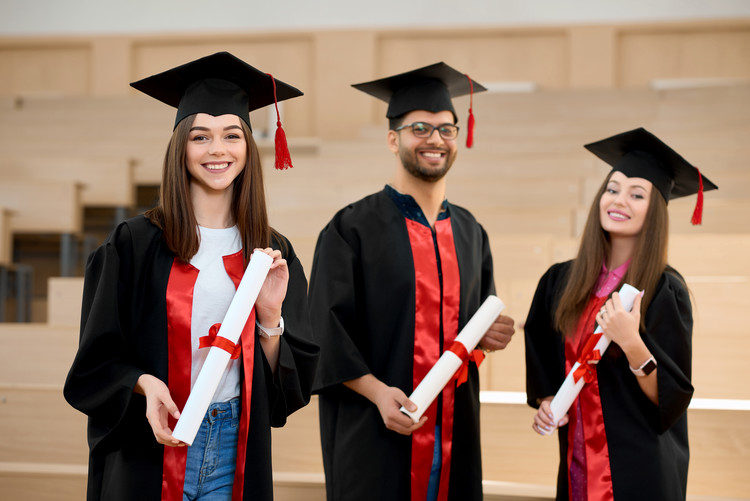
[426,425,441,501]
[183,398,240,501]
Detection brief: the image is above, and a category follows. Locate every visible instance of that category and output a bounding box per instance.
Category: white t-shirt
[189,225,243,403]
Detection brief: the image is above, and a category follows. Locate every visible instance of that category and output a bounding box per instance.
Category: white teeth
[205,163,229,170]
[608,212,629,220]
[422,152,443,158]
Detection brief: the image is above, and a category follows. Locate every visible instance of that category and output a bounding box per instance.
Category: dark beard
[399,147,455,182]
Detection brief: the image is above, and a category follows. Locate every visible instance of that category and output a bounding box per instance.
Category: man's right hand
[344,374,428,435]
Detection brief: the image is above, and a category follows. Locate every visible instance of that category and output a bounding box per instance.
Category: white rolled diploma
[547,283,641,427]
[401,295,505,423]
[172,250,274,445]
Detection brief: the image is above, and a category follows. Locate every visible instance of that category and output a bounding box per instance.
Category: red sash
[161,251,256,501]
[564,296,614,501]
[406,218,461,501]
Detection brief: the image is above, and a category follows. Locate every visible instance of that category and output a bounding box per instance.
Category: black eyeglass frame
[394,122,460,140]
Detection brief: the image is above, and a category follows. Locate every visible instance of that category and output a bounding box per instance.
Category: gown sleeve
[524,263,568,409]
[642,271,694,432]
[63,223,145,448]
[308,214,373,392]
[264,234,320,427]
[479,224,496,299]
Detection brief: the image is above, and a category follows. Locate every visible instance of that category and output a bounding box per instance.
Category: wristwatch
[257,316,284,338]
[630,356,657,377]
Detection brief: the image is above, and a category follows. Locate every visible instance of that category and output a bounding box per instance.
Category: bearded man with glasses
[308,63,516,501]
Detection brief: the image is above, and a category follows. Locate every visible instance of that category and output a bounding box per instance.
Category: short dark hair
[388,115,406,131]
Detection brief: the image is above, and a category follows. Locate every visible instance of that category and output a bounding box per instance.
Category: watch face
[642,359,657,375]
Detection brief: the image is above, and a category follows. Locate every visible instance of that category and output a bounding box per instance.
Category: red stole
[161,251,256,501]
[565,296,614,501]
[406,218,466,501]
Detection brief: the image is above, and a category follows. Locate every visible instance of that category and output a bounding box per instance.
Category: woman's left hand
[254,248,288,328]
[596,291,643,350]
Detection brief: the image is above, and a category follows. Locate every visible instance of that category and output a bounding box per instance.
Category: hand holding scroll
[478,313,515,352]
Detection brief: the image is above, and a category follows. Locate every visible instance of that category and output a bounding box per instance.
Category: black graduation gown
[525,260,693,501]
[308,189,495,501]
[63,215,319,501]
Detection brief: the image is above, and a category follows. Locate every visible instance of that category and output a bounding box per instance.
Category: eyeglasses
[394,122,460,140]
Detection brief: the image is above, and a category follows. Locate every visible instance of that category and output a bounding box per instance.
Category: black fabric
[308,189,495,501]
[129,51,303,129]
[351,62,487,120]
[525,260,693,501]
[584,127,718,202]
[64,215,319,500]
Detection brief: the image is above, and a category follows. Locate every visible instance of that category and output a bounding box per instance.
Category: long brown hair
[145,114,273,264]
[554,171,671,334]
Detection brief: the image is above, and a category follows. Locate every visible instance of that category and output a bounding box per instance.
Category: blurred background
[1,1,749,499]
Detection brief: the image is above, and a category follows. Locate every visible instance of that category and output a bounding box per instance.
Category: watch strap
[257,316,284,338]
[629,355,657,376]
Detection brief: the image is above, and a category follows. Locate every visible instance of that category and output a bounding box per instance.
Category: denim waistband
[205,397,240,425]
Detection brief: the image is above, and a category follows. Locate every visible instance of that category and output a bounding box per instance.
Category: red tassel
[691,168,704,225]
[466,111,475,149]
[266,73,293,170]
[274,121,292,170]
[465,74,475,148]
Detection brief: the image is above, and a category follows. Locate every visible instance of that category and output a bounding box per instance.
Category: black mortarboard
[130,51,303,169]
[352,62,487,147]
[584,127,718,224]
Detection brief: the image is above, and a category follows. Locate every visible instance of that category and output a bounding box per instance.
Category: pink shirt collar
[594,259,630,298]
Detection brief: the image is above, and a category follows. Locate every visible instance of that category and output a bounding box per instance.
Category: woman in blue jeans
[64,52,319,501]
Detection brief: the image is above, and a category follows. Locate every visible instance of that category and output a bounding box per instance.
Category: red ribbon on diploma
[199,323,241,360]
[572,332,604,384]
[448,341,485,387]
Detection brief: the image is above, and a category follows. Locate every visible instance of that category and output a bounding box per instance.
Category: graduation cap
[584,127,718,225]
[130,51,303,170]
[352,62,487,148]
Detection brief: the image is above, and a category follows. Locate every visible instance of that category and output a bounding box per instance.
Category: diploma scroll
[401,295,505,423]
[547,283,641,427]
[172,250,273,445]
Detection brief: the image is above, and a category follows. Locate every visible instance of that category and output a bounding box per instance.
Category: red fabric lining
[565,296,614,501]
[162,259,198,501]
[161,250,256,501]
[223,251,255,501]
[435,219,460,501]
[406,219,441,501]
[405,218,461,501]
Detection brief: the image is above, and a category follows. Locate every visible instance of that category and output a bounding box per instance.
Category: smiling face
[599,170,653,238]
[388,109,458,182]
[186,113,247,196]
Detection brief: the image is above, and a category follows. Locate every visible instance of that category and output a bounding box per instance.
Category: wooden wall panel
[0,45,91,96]
[617,24,750,87]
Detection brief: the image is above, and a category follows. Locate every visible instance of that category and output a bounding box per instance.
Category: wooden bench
[2,156,136,208]
[0,462,87,501]
[0,323,79,385]
[272,395,750,499]
[0,178,83,235]
[0,206,12,267]
[46,277,84,327]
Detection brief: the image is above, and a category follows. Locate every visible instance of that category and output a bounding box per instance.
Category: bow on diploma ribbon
[199,323,241,360]
[400,295,506,423]
[546,283,641,426]
[448,341,485,387]
[172,250,273,445]
[571,332,604,384]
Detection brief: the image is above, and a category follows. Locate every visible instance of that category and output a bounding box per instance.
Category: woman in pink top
[524,128,717,501]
